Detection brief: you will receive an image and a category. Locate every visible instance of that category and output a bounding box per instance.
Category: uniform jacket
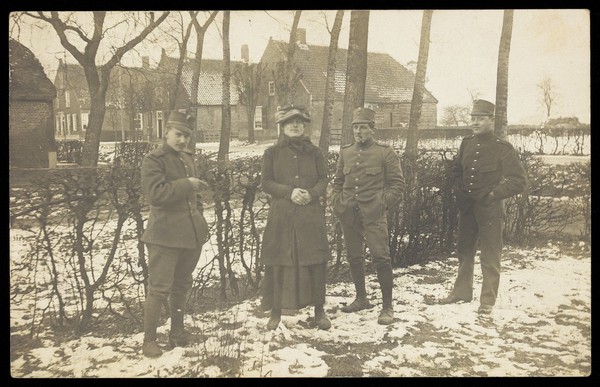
[140,143,209,249]
[453,132,528,209]
[331,139,405,223]
[260,136,331,267]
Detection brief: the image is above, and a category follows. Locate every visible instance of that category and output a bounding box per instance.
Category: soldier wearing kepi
[331,107,405,325]
[438,99,527,314]
[140,111,209,357]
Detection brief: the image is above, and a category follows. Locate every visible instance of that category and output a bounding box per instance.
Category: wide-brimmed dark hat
[470,99,495,116]
[352,107,375,125]
[276,104,311,125]
[166,111,194,134]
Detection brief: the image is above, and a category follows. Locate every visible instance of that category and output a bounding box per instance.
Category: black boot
[169,294,197,348]
[314,304,331,330]
[267,309,281,330]
[341,261,373,313]
[377,264,394,325]
[143,295,163,357]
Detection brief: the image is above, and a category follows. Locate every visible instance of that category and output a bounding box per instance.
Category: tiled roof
[260,40,437,104]
[159,56,242,105]
[57,63,90,107]
[9,39,55,100]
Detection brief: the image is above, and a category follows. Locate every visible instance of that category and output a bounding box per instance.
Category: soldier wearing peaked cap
[139,111,209,357]
[331,107,405,325]
[438,99,528,315]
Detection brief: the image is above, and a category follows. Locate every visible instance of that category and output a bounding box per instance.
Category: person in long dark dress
[260,104,332,330]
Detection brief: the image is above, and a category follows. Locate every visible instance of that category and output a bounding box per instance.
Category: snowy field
[11,137,590,378]
[10,226,591,377]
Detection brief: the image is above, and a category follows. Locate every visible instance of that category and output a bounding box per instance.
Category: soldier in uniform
[140,111,209,357]
[438,99,527,314]
[331,107,405,325]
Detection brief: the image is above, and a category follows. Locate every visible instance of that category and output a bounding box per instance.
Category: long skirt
[261,230,327,310]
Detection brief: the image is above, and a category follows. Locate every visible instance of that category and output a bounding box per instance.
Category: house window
[268,81,275,96]
[134,113,143,130]
[65,90,70,108]
[72,114,78,132]
[254,106,263,129]
[59,114,66,134]
[157,111,164,138]
[81,113,89,131]
[55,116,61,136]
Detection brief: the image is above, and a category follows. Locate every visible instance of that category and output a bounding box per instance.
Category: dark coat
[140,144,209,249]
[331,139,405,224]
[453,132,528,209]
[260,136,331,267]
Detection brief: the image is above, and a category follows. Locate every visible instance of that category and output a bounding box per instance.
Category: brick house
[53,59,155,142]
[258,29,438,142]
[9,39,57,168]
[155,49,248,142]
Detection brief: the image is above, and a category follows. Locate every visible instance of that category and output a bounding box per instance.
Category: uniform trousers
[452,199,503,306]
[144,244,202,331]
[339,205,391,269]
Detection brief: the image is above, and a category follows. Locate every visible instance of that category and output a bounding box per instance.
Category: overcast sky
[11,9,590,124]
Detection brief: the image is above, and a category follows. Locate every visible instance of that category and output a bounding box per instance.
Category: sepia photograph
[9,9,590,377]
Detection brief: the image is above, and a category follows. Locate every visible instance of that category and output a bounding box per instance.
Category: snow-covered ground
[10,232,590,377]
[12,138,590,377]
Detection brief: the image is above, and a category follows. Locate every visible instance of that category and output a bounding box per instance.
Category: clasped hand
[291,188,312,206]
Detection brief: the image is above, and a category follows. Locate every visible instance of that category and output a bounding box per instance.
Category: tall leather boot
[376,264,394,325]
[341,261,373,313]
[169,295,194,348]
[143,295,163,357]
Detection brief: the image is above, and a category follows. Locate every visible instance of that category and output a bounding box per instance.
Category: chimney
[296,28,306,45]
[142,56,150,69]
[241,44,249,64]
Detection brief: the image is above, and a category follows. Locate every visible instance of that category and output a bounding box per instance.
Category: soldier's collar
[474,132,495,141]
[356,138,375,149]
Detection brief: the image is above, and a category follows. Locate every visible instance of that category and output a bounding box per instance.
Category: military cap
[470,99,495,116]
[166,111,194,134]
[276,104,311,125]
[352,107,376,124]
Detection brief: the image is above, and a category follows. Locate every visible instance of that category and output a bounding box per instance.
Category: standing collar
[356,138,375,149]
[474,131,495,141]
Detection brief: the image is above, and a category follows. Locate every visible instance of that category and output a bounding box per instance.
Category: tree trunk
[218,11,231,168]
[319,10,344,154]
[169,13,195,111]
[189,11,219,149]
[81,81,108,166]
[341,10,369,147]
[283,11,302,105]
[495,9,514,139]
[405,10,433,159]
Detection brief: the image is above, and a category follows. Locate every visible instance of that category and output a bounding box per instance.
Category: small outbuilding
[9,38,57,168]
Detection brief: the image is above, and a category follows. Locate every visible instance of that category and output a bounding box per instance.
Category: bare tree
[467,88,480,102]
[495,9,514,139]
[234,62,265,144]
[341,10,370,147]
[272,11,303,107]
[218,11,231,167]
[22,11,169,166]
[406,10,433,158]
[188,11,219,149]
[441,104,470,126]
[318,10,344,153]
[160,12,196,111]
[538,76,557,120]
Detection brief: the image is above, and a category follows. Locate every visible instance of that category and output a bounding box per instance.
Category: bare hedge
[9,143,590,334]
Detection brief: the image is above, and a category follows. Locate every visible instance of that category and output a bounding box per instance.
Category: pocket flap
[343,167,352,174]
[366,167,382,175]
